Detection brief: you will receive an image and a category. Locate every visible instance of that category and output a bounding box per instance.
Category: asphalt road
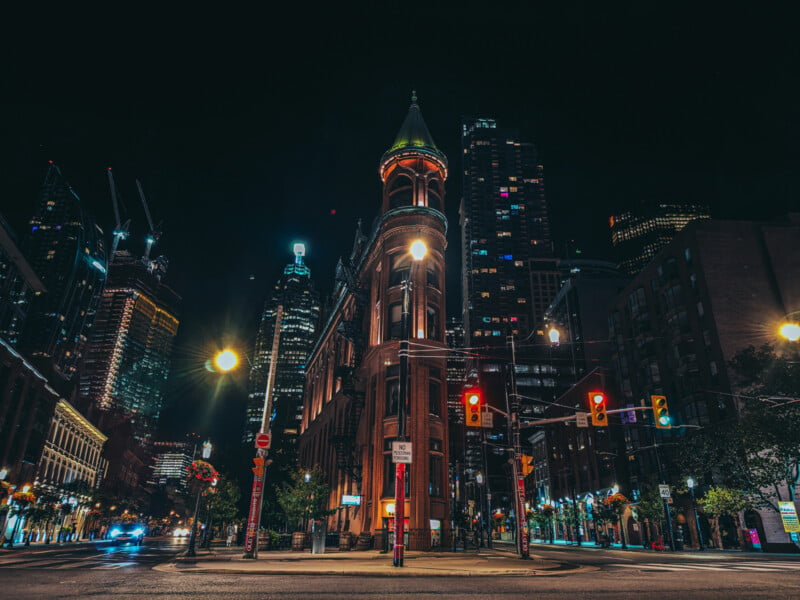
[0,539,798,599]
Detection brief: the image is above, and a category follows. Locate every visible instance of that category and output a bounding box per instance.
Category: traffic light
[521,455,534,477]
[251,456,265,478]
[588,391,608,426]
[464,388,482,427]
[651,395,671,429]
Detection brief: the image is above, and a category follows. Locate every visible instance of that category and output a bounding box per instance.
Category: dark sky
[1,3,798,448]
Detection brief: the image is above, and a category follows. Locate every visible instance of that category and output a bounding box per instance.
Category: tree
[675,344,800,515]
[277,468,335,532]
[207,478,242,524]
[729,344,800,510]
[700,486,753,549]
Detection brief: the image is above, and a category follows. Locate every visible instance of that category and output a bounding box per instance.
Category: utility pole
[243,306,283,559]
[506,334,529,558]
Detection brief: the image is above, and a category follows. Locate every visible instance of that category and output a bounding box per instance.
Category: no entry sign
[255,432,271,449]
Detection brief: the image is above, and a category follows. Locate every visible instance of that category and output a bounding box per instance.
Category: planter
[339,531,353,551]
[291,531,309,552]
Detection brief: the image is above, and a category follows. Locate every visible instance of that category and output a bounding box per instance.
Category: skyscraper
[609,202,710,276]
[0,213,45,347]
[460,118,552,346]
[243,244,320,452]
[19,163,107,382]
[80,251,180,445]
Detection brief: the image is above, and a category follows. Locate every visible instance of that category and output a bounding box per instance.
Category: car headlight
[110,528,122,537]
[132,528,144,536]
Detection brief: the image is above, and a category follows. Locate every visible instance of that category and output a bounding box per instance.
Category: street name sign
[659,484,671,499]
[255,432,272,449]
[392,441,412,464]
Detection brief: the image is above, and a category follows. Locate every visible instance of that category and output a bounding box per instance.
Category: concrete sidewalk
[155,547,590,577]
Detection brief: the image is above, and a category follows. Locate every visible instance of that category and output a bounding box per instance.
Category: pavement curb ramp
[153,550,596,577]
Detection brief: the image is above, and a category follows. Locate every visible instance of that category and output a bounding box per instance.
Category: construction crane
[107,168,130,262]
[136,179,160,263]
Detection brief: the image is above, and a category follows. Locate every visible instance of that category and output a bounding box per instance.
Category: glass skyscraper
[460,118,552,345]
[19,162,107,382]
[244,244,320,453]
[80,251,180,445]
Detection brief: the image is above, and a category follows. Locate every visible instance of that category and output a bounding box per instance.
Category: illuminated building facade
[148,441,193,490]
[609,216,800,550]
[609,203,710,276]
[19,163,107,382]
[459,117,551,347]
[299,95,449,549]
[0,214,45,347]
[243,245,320,452]
[0,337,60,487]
[80,251,180,445]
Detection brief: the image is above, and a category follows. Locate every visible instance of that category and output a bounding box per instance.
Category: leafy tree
[675,344,800,514]
[277,468,336,532]
[699,486,753,549]
[207,478,242,524]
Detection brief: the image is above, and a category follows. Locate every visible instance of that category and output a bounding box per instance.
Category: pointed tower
[379,91,448,215]
[299,94,450,551]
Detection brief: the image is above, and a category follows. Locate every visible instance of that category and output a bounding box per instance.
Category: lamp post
[393,239,426,568]
[186,441,213,558]
[687,478,704,551]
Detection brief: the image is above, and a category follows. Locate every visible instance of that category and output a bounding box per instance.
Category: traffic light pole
[506,335,529,559]
[243,448,268,559]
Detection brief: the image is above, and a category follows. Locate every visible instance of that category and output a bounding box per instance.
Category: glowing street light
[214,349,239,372]
[779,322,800,342]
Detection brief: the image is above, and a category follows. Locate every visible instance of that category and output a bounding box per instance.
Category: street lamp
[687,478,704,551]
[214,349,239,372]
[780,322,800,342]
[394,239,426,568]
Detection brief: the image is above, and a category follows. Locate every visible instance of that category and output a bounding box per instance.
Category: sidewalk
[155,546,592,577]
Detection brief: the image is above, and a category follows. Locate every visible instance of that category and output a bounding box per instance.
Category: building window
[429,455,443,497]
[427,305,440,340]
[388,175,413,208]
[385,365,400,416]
[383,455,395,497]
[427,265,438,289]
[388,303,402,340]
[428,368,442,416]
[428,179,442,211]
[389,253,410,287]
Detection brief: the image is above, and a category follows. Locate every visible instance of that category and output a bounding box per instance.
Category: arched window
[388,175,413,208]
[427,178,442,211]
[389,253,410,287]
[426,264,438,289]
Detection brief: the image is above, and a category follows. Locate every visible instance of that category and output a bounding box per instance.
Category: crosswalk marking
[611,561,800,572]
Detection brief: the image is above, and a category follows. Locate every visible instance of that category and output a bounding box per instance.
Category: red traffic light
[588,391,608,426]
[463,388,483,427]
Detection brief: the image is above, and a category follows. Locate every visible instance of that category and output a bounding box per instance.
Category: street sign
[659,484,671,499]
[341,494,362,506]
[255,432,271,449]
[576,412,589,428]
[392,441,412,464]
[779,501,800,533]
[482,410,494,428]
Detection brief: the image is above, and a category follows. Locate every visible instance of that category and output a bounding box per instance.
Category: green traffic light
[658,415,671,426]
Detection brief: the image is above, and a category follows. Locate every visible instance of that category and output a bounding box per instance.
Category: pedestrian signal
[252,456,265,477]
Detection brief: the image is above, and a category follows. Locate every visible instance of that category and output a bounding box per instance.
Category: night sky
[1,4,797,449]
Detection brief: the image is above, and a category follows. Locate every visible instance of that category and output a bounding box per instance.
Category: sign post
[243,430,272,559]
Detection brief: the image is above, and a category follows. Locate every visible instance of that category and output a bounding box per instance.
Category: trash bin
[311,521,326,554]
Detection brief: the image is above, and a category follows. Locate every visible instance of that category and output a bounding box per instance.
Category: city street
[0,540,797,599]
